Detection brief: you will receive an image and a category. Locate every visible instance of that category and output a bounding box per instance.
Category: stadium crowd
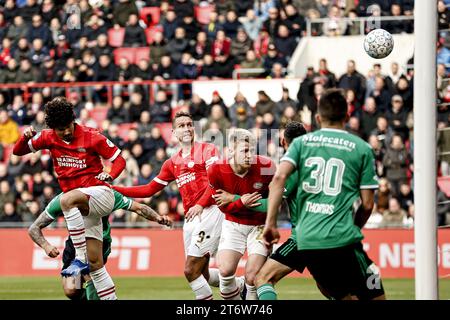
[0,0,449,228]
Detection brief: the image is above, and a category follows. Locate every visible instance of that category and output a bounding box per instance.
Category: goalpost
[413,1,438,300]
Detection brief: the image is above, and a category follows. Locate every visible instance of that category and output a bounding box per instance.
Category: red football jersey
[153,142,219,212]
[207,155,276,225]
[28,124,121,192]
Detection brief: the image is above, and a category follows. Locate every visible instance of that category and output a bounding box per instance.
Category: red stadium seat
[89,107,109,127]
[194,5,215,25]
[155,122,173,144]
[135,47,151,63]
[108,28,125,47]
[145,25,164,44]
[438,176,450,197]
[113,47,136,65]
[140,7,161,26]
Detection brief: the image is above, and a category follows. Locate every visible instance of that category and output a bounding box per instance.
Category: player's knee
[184,261,202,280]
[88,257,103,272]
[218,265,235,278]
[64,287,83,300]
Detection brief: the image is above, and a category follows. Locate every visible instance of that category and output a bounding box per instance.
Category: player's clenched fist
[23,126,37,139]
[157,215,172,227]
[44,244,60,258]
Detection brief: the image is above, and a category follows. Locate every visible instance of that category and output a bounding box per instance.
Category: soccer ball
[363,29,394,59]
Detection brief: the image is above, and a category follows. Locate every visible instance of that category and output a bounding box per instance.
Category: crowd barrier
[0,228,449,278]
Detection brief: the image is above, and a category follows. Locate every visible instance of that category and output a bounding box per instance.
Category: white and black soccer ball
[364,29,394,59]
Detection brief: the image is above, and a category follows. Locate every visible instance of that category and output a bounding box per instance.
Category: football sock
[90,267,117,300]
[257,283,278,300]
[189,275,213,300]
[219,275,241,300]
[245,283,258,300]
[85,280,100,300]
[207,268,220,287]
[64,207,87,263]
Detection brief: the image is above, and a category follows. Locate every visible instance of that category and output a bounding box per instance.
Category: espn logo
[32,236,152,271]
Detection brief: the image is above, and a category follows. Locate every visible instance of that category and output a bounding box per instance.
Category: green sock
[257,284,278,300]
[86,280,100,300]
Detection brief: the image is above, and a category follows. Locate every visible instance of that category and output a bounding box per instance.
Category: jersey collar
[320,128,349,134]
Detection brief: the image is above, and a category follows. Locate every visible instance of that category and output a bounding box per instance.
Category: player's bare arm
[132,202,172,227]
[354,189,376,228]
[264,161,295,247]
[28,212,60,258]
[12,126,37,156]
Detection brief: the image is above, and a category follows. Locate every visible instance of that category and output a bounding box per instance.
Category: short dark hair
[284,121,307,144]
[44,97,75,129]
[172,111,193,127]
[318,89,348,123]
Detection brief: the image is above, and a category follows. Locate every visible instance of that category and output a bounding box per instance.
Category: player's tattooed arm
[133,202,172,227]
[28,212,60,258]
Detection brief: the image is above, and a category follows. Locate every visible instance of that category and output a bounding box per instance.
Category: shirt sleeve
[94,133,121,162]
[154,159,176,186]
[28,131,49,153]
[360,146,380,189]
[204,144,220,170]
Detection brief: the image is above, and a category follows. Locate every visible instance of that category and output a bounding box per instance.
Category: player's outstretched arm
[12,126,36,156]
[264,161,294,246]
[354,189,375,228]
[28,212,60,258]
[131,201,172,227]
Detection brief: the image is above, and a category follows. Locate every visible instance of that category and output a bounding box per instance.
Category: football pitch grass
[0,277,449,300]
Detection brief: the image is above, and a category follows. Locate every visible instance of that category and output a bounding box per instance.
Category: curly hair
[44,96,75,129]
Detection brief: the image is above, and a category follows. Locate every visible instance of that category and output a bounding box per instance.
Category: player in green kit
[28,190,171,300]
[264,89,386,300]
[212,122,309,300]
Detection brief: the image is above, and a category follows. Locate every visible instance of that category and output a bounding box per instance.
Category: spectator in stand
[263,7,282,39]
[30,111,46,132]
[0,58,18,84]
[283,4,305,38]
[137,111,153,139]
[438,1,450,30]
[438,121,450,176]
[198,54,218,79]
[0,38,12,68]
[8,95,32,126]
[374,178,391,216]
[346,116,362,137]
[384,4,410,34]
[263,43,287,75]
[137,164,155,186]
[239,50,264,78]
[323,5,347,36]
[124,14,147,47]
[129,91,148,123]
[0,202,22,223]
[368,134,385,177]
[398,182,414,213]
[277,87,297,114]
[55,56,78,83]
[380,198,407,228]
[113,0,139,27]
[149,31,168,69]
[114,57,137,97]
[82,14,107,46]
[317,58,337,88]
[0,110,19,146]
[105,123,126,150]
[7,16,29,46]
[175,52,197,100]
[437,39,450,73]
[437,185,450,226]
[239,9,263,41]
[192,31,211,61]
[386,95,409,140]
[274,24,298,58]
[346,89,361,118]
[279,105,302,128]
[149,147,168,174]
[231,28,253,64]
[204,104,231,137]
[150,90,172,123]
[229,91,253,124]
[255,90,277,118]
[93,54,116,102]
[166,27,190,64]
[360,97,380,140]
[223,10,242,39]
[395,76,413,113]
[144,127,167,160]
[383,134,411,196]
[189,93,208,121]
[204,10,222,40]
[371,116,394,151]
[179,15,201,42]
[338,60,366,105]
[28,14,52,48]
[3,0,19,24]
[174,0,194,19]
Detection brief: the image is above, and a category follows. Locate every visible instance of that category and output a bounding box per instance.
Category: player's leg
[243,225,271,300]
[60,237,87,300]
[85,236,112,300]
[184,205,224,300]
[60,190,90,272]
[216,220,246,300]
[255,238,302,300]
[254,259,293,300]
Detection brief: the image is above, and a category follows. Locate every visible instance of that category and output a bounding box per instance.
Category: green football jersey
[44,190,133,242]
[282,128,379,250]
[284,171,299,241]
